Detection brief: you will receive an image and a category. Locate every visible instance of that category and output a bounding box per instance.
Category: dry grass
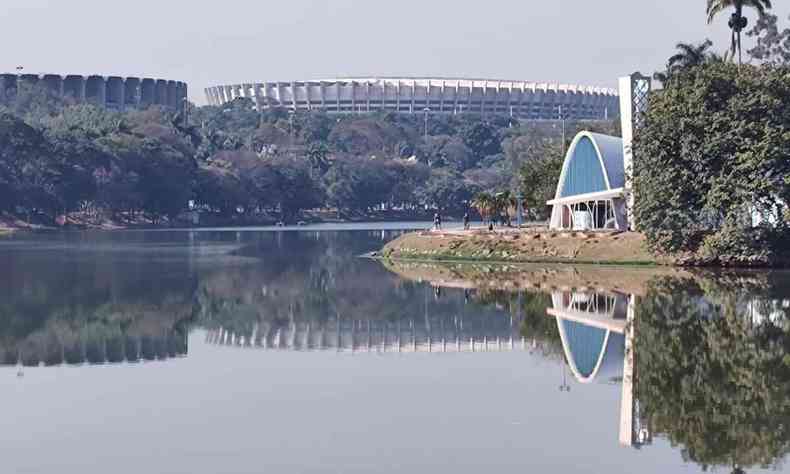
[382,229,662,265]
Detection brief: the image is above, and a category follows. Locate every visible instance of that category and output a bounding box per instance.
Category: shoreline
[379,228,789,268]
[379,228,664,266]
[0,211,438,233]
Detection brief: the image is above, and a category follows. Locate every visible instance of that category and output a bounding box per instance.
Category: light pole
[559,104,566,157]
[423,107,431,140]
[516,192,524,228]
[288,110,295,150]
[559,362,571,392]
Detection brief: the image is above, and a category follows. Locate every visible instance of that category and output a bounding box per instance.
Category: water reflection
[206,310,526,354]
[1,329,188,367]
[2,230,790,473]
[390,261,790,472]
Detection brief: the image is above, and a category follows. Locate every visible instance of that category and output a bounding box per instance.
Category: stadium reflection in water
[1,327,189,368]
[205,283,649,449]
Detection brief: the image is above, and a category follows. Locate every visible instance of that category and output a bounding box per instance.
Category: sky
[2,0,790,104]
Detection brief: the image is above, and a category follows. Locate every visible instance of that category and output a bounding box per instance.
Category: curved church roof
[554,132,625,199]
[555,317,625,384]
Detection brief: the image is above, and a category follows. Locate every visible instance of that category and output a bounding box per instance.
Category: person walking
[437,211,442,230]
[433,212,440,231]
[463,212,470,230]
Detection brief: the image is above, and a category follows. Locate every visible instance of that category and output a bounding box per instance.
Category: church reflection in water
[547,288,650,449]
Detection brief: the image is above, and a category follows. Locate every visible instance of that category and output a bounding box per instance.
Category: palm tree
[706,0,772,64]
[654,40,715,86]
[471,192,495,225]
[493,191,518,226]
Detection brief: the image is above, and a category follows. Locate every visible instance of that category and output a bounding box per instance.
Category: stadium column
[454,80,460,114]
[440,80,446,113]
[410,79,416,114]
[77,77,86,102]
[118,79,126,111]
[98,77,108,106]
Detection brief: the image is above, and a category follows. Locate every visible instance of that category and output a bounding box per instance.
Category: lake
[2,224,789,474]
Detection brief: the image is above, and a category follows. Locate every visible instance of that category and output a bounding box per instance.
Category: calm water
[2,224,789,474]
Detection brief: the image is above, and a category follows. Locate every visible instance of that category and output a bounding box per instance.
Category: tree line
[0,80,618,227]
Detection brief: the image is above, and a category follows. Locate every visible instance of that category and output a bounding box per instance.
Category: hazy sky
[3,0,790,103]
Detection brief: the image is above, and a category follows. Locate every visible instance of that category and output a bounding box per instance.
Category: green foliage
[416,169,478,214]
[517,141,564,220]
[633,61,790,258]
[461,121,502,161]
[0,83,620,223]
[747,13,790,64]
[653,39,718,87]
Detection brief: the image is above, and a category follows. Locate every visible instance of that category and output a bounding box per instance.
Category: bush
[633,62,790,259]
[700,224,790,266]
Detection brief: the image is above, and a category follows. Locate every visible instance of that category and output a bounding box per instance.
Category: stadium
[0,73,188,112]
[205,77,620,120]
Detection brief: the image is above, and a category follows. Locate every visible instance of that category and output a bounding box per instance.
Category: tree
[417,170,478,214]
[272,156,323,220]
[471,192,496,224]
[653,40,716,86]
[633,61,790,262]
[746,13,790,64]
[194,165,246,215]
[493,191,518,225]
[461,121,502,161]
[305,141,331,176]
[518,141,564,221]
[707,0,773,64]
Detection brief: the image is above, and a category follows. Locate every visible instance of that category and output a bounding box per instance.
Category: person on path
[463,212,470,230]
[433,213,440,231]
[437,212,442,230]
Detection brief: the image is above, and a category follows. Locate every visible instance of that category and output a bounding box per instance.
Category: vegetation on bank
[0,81,618,228]
[635,60,790,267]
[637,10,790,267]
[380,230,658,265]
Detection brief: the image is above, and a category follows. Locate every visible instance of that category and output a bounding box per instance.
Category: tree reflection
[635,273,790,472]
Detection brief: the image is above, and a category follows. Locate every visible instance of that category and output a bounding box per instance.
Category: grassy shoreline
[380,229,664,266]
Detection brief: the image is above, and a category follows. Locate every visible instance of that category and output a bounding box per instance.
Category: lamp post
[559,363,571,392]
[516,192,524,228]
[423,107,431,140]
[559,104,566,156]
[288,110,295,150]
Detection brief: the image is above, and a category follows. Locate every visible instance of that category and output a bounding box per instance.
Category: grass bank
[380,229,662,266]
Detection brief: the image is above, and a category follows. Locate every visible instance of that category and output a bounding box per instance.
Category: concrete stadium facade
[205,77,620,120]
[0,73,188,111]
